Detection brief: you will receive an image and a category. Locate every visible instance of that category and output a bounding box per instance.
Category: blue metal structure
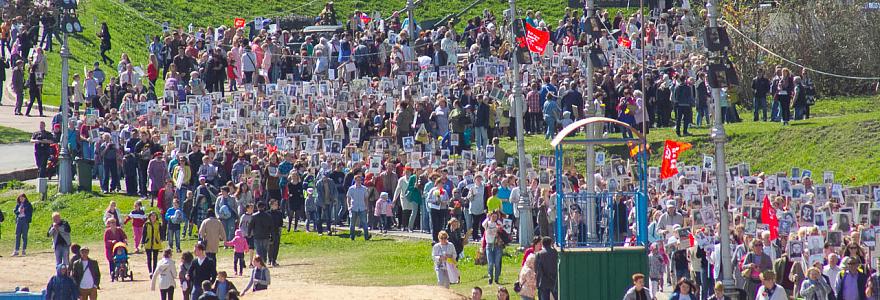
[551,117,649,249]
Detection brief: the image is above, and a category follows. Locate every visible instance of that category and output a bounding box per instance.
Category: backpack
[219,204,233,220]
[219,197,236,220]
[170,209,184,224]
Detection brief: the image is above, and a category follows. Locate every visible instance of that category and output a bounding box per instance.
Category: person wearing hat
[46,263,79,300]
[71,247,101,300]
[148,152,168,205]
[657,199,683,235]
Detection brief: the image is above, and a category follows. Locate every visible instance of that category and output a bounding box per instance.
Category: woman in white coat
[151,249,178,300]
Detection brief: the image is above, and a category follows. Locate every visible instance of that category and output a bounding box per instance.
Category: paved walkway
[0,66,56,175]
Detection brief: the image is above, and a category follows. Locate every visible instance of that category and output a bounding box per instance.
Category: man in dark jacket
[46,263,78,300]
[673,75,695,136]
[268,199,285,267]
[11,59,25,115]
[752,70,771,122]
[560,82,583,120]
[535,237,558,300]
[71,248,100,300]
[249,202,275,260]
[188,243,217,300]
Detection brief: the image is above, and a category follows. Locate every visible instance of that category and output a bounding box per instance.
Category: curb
[0,168,40,182]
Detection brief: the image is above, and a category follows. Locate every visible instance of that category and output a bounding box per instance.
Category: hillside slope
[498,96,880,186]
[40,0,641,106]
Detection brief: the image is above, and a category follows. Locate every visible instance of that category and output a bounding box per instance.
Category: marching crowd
[0,0,853,300]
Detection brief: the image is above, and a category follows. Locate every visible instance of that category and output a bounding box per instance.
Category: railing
[555,190,646,248]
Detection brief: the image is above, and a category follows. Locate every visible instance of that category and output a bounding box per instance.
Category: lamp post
[56,0,82,194]
[705,0,734,288]
[505,0,532,248]
[583,0,598,242]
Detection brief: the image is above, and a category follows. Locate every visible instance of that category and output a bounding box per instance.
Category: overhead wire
[722,19,880,81]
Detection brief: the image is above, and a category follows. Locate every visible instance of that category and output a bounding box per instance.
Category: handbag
[474,248,487,265]
[513,281,522,293]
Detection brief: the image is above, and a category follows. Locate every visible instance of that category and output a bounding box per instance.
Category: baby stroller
[111,242,133,282]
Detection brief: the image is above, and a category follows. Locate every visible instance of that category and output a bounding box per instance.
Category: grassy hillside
[40,0,640,107]
[0,126,32,144]
[498,95,880,186]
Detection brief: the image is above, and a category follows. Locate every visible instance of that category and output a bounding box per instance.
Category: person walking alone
[48,212,72,265]
[13,193,33,256]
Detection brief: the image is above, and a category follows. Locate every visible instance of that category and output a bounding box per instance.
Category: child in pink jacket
[374,192,394,233]
[225,229,250,276]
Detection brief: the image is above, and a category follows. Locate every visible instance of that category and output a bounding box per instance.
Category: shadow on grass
[789,122,816,126]
[70,33,97,47]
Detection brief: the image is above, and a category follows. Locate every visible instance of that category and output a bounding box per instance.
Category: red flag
[761,195,779,240]
[234,18,246,28]
[618,36,632,48]
[360,15,372,24]
[524,22,550,55]
[660,140,691,179]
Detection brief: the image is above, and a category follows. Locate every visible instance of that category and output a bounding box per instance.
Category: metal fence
[555,191,645,248]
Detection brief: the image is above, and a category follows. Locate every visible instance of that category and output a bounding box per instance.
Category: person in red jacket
[147,54,159,92]
[227,50,238,92]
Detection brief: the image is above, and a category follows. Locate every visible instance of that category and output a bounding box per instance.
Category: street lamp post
[58,31,72,193]
[583,0,599,242]
[705,0,734,288]
[506,0,533,248]
[56,0,82,193]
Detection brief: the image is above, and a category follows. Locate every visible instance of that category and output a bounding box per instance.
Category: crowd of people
[631,155,880,300]
[0,0,854,299]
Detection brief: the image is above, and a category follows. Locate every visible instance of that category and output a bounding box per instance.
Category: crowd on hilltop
[0,1,849,300]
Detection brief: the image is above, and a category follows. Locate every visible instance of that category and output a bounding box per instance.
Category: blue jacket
[46,273,79,300]
[14,200,33,224]
[543,100,561,121]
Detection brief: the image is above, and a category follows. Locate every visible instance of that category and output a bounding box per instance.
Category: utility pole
[406,0,416,43]
[507,0,532,248]
[706,0,733,288]
[58,23,73,194]
[583,0,598,241]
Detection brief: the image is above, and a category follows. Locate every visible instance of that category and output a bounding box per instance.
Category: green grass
[0,126,32,144]
[0,187,521,298]
[0,188,141,250]
[498,95,880,186]
[40,0,642,107]
[274,230,522,297]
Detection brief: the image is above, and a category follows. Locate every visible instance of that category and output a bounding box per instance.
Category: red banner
[524,22,550,55]
[761,195,779,240]
[660,140,691,179]
[618,36,632,48]
[234,18,246,28]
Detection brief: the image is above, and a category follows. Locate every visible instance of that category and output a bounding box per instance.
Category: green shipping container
[558,246,648,300]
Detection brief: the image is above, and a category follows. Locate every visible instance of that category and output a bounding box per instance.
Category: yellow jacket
[142,220,164,250]
[172,165,191,188]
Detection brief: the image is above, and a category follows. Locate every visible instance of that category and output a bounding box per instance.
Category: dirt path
[0,245,464,300]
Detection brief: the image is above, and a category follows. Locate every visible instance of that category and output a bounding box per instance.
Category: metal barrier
[550,117,649,250]
[557,191,644,248]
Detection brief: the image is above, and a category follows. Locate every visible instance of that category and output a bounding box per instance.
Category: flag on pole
[660,140,691,179]
[618,36,632,48]
[524,22,550,55]
[234,18,246,28]
[761,195,779,240]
